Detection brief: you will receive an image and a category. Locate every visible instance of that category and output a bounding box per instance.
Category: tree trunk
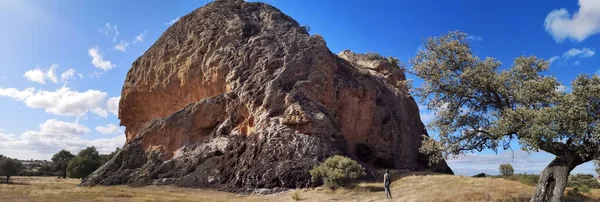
[6,176,9,183]
[530,155,581,202]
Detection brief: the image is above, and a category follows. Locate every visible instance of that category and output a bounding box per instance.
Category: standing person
[384,169,392,199]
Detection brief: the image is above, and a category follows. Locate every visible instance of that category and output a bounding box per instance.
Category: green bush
[310,155,365,189]
[502,174,540,186]
[67,147,102,179]
[499,164,514,176]
[568,174,600,190]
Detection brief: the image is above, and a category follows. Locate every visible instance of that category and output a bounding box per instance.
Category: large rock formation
[82,0,453,192]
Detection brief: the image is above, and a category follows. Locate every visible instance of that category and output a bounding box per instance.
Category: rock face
[82,0,453,192]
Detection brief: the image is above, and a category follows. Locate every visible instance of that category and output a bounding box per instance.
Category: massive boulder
[82,0,453,192]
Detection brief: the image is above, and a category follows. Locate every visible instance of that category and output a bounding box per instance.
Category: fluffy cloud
[95,123,123,135]
[0,87,34,101]
[23,64,62,84]
[107,96,120,116]
[165,16,180,26]
[114,40,130,52]
[0,120,125,160]
[544,0,600,42]
[88,46,116,71]
[0,87,121,118]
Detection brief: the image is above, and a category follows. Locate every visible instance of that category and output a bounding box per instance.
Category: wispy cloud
[544,0,600,42]
[114,40,130,52]
[98,22,119,42]
[133,30,147,44]
[466,35,483,41]
[547,47,595,65]
[88,46,115,71]
[165,16,180,26]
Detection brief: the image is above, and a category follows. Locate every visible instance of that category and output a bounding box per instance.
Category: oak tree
[411,31,600,202]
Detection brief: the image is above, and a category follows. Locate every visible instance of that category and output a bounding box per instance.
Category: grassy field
[1,173,600,202]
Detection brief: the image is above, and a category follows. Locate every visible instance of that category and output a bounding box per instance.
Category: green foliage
[472,173,487,178]
[501,174,540,186]
[310,155,366,189]
[364,52,384,60]
[412,31,600,171]
[568,174,600,190]
[0,158,23,182]
[67,147,102,179]
[52,150,75,179]
[100,147,121,165]
[499,164,514,176]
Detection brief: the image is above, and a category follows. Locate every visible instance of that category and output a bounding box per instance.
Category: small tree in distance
[411,31,600,202]
[67,146,102,179]
[499,164,514,176]
[310,155,365,189]
[0,158,23,183]
[52,150,75,179]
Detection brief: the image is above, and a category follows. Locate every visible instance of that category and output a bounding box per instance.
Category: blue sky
[0,0,599,176]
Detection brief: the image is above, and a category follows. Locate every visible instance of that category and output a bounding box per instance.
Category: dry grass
[1,174,600,202]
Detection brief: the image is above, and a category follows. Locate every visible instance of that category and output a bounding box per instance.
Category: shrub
[472,173,487,178]
[310,155,365,189]
[499,164,514,176]
[503,174,540,186]
[291,190,301,201]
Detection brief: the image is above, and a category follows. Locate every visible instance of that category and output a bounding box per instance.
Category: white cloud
[133,30,147,44]
[23,64,60,84]
[0,120,125,160]
[547,47,595,65]
[60,69,76,82]
[556,85,568,93]
[0,87,123,118]
[0,87,111,117]
[114,40,130,52]
[418,105,434,125]
[98,22,119,42]
[0,87,34,101]
[544,0,600,42]
[466,35,483,41]
[165,16,180,26]
[107,96,120,116]
[563,47,595,58]
[37,119,90,136]
[574,60,581,66]
[548,56,560,64]
[23,68,45,84]
[88,46,116,71]
[95,123,123,135]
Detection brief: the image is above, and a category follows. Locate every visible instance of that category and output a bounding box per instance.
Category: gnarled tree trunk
[530,155,582,202]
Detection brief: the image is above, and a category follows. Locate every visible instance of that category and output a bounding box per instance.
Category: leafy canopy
[411,31,600,164]
[499,164,514,176]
